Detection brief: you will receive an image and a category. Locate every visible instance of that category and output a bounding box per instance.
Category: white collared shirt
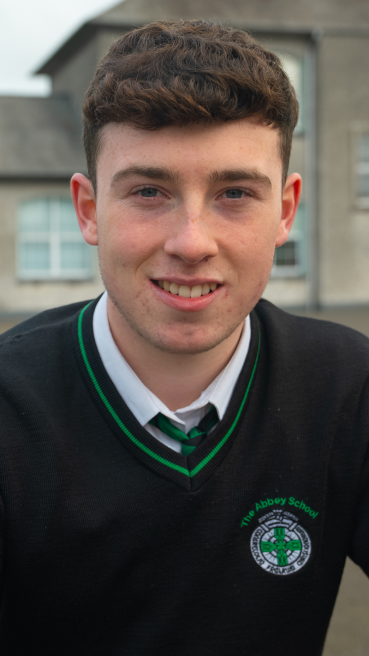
[93,292,251,453]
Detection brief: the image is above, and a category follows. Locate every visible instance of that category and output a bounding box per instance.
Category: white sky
[0,0,119,95]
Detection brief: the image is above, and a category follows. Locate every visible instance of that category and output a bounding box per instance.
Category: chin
[152,339,219,356]
[140,325,237,355]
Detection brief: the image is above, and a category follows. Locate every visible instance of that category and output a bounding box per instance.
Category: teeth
[158,280,218,297]
[178,285,191,298]
[190,285,202,298]
[169,283,179,295]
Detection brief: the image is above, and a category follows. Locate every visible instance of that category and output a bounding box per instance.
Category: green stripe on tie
[149,405,218,456]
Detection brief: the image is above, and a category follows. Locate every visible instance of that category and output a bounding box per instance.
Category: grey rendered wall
[0,182,104,314]
[319,35,369,305]
[52,38,99,116]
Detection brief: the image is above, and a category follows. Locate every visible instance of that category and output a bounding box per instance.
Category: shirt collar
[93,291,251,427]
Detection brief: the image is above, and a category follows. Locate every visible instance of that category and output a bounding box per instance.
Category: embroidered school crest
[250,510,311,575]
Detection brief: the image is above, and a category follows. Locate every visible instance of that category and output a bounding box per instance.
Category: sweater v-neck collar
[92,291,252,449]
[73,298,261,491]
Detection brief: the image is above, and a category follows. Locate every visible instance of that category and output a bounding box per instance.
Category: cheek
[227,224,277,272]
[97,210,162,269]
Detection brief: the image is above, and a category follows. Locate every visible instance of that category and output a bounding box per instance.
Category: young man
[0,20,368,656]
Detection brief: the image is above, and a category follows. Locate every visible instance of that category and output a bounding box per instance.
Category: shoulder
[0,299,91,344]
[0,299,95,378]
[254,298,369,379]
[255,298,369,350]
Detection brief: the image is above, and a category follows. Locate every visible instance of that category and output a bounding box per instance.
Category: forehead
[97,119,282,183]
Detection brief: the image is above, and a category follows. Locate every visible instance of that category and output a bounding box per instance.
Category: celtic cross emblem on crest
[250,511,311,575]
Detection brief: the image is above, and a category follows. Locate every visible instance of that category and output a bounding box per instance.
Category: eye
[139,188,160,198]
[225,189,244,199]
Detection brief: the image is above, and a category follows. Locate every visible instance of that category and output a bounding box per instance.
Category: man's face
[78,119,300,354]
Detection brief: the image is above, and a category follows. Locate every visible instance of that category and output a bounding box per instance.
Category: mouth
[152,280,219,298]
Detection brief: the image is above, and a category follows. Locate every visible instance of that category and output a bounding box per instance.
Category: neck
[107,297,244,411]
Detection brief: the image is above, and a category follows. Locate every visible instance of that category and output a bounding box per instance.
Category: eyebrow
[208,168,272,187]
[110,165,272,189]
[111,166,180,187]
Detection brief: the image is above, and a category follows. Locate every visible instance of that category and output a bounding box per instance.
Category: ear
[70,173,98,246]
[275,173,302,247]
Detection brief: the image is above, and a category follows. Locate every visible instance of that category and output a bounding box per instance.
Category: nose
[164,205,218,264]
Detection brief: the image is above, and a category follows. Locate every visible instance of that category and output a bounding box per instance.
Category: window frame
[271,203,306,278]
[275,51,305,136]
[351,123,369,210]
[268,50,306,278]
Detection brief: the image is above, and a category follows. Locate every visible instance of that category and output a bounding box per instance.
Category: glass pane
[359,135,369,163]
[19,200,49,233]
[278,53,303,132]
[59,200,80,232]
[60,242,92,270]
[292,203,304,232]
[358,173,369,196]
[280,54,302,99]
[19,242,50,270]
[275,241,298,267]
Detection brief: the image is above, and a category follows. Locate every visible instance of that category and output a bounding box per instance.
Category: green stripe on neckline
[78,302,260,478]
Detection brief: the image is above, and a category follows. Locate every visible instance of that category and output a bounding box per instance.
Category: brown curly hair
[83,20,299,192]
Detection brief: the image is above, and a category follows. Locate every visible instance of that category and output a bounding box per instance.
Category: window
[277,53,304,134]
[355,133,369,209]
[271,203,306,277]
[17,199,95,280]
[268,51,306,278]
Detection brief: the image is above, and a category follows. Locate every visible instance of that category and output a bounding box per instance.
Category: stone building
[1,0,369,326]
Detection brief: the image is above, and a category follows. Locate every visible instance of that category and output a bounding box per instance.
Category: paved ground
[2,304,369,653]
[324,559,369,656]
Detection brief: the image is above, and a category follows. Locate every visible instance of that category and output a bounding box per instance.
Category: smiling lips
[156,280,218,298]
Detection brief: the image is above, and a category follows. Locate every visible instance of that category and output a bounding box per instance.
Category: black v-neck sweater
[0,297,369,655]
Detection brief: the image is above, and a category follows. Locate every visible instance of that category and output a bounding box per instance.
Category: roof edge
[36,22,99,75]
[35,17,150,76]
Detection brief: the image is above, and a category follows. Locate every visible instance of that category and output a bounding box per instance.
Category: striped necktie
[149,405,218,456]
